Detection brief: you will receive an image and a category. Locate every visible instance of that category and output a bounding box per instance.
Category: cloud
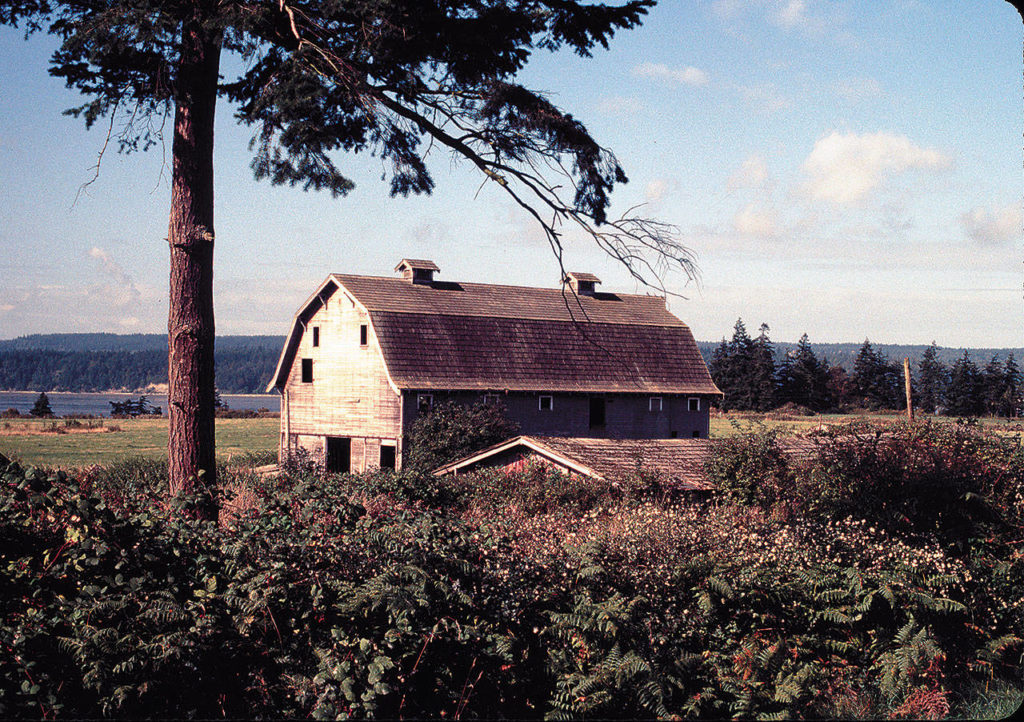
[632,62,709,87]
[800,131,951,204]
[736,83,790,114]
[961,203,1022,245]
[89,246,143,307]
[834,76,883,103]
[727,154,770,191]
[733,203,779,237]
[596,95,644,116]
[774,0,809,28]
[644,179,671,203]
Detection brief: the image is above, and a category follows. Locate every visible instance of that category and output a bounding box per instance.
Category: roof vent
[395,258,440,284]
[563,271,601,296]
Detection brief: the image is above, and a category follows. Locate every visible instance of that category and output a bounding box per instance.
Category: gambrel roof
[267,271,722,395]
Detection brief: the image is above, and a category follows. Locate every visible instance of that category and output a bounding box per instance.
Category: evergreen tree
[30,392,54,418]
[850,339,901,410]
[750,323,777,411]
[982,355,1006,416]
[776,333,830,411]
[916,341,947,415]
[996,354,1022,418]
[4,0,674,511]
[707,338,731,409]
[946,351,984,417]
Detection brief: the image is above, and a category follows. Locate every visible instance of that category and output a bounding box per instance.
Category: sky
[0,0,1021,348]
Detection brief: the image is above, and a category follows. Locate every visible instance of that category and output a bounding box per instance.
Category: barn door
[326,437,351,473]
[589,397,606,429]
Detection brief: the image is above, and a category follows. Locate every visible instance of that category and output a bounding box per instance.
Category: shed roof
[433,434,821,491]
[267,272,721,395]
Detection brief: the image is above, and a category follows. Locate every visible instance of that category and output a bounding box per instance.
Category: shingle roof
[433,435,822,491]
[267,272,722,394]
[370,311,717,392]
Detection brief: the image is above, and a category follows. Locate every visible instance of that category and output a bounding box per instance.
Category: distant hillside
[0,333,283,353]
[697,341,1024,372]
[0,334,285,393]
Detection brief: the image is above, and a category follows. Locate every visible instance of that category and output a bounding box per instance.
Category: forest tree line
[0,348,279,394]
[709,320,1022,417]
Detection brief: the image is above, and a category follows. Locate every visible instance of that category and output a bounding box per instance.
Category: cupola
[562,271,601,296]
[395,258,440,284]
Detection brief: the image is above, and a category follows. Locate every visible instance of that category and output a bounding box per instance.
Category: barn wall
[402,391,711,439]
[281,290,402,472]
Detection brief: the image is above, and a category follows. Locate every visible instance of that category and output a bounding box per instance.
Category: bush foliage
[2,421,1022,718]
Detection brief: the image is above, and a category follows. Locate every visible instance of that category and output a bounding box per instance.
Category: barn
[266,259,721,472]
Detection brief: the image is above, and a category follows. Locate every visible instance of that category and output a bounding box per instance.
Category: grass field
[0,417,279,468]
[2,412,1020,469]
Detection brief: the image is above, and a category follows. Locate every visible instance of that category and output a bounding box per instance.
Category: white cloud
[834,76,883,103]
[800,131,951,204]
[736,83,790,114]
[644,179,670,203]
[88,246,143,307]
[733,203,779,237]
[961,203,1022,246]
[596,95,644,116]
[632,62,709,87]
[727,154,770,190]
[774,0,809,28]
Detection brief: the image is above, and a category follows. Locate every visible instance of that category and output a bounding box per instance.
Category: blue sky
[0,0,1020,348]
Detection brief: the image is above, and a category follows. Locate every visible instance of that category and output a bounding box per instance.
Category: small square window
[301,358,313,383]
[692,430,701,438]
[649,396,663,412]
[417,394,433,413]
[359,324,368,346]
[688,397,700,412]
[539,395,553,411]
[483,393,501,406]
[312,327,320,347]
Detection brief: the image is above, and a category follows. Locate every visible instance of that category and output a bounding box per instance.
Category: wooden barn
[266,259,722,473]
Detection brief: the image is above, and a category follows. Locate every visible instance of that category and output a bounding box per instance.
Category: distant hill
[697,341,1024,372]
[0,334,285,393]
[0,333,284,353]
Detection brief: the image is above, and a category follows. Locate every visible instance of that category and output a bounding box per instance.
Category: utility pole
[904,357,914,420]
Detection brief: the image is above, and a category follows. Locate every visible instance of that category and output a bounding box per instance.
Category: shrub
[403,401,519,474]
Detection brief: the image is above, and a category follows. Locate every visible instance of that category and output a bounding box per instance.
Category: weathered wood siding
[281,290,402,471]
[402,391,711,439]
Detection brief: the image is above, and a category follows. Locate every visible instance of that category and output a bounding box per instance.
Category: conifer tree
[3,0,682,512]
[999,354,1023,418]
[776,333,830,411]
[916,341,947,415]
[946,350,984,417]
[982,355,1006,417]
[30,392,54,418]
[750,323,777,411]
[850,339,901,410]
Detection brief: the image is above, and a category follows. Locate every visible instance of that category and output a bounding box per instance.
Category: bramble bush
[2,421,1022,718]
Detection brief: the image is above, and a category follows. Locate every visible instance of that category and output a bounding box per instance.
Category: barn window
[688,397,700,412]
[301,358,313,383]
[539,395,553,411]
[380,445,396,470]
[359,324,368,346]
[312,327,320,347]
[483,393,501,405]
[692,430,701,438]
[417,394,433,412]
[649,396,663,412]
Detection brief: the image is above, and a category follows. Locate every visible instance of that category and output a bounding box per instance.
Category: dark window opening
[301,358,313,383]
[539,395,553,411]
[483,394,501,405]
[589,397,606,428]
[360,324,368,346]
[312,327,319,347]
[670,430,678,438]
[380,445,396,470]
[649,396,663,412]
[692,430,701,438]
[417,394,433,413]
[688,397,700,412]
[326,437,351,473]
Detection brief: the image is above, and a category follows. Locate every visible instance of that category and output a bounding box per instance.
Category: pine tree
[30,392,54,418]
[776,333,830,411]
[946,351,984,417]
[996,354,1022,417]
[707,338,731,409]
[4,0,676,513]
[748,323,776,411]
[851,339,901,410]
[916,341,947,415]
[982,355,1006,416]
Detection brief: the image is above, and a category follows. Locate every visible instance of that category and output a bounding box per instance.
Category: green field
[3,412,1020,469]
[0,416,279,468]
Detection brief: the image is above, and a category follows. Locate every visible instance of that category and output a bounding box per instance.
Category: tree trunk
[167,13,222,518]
